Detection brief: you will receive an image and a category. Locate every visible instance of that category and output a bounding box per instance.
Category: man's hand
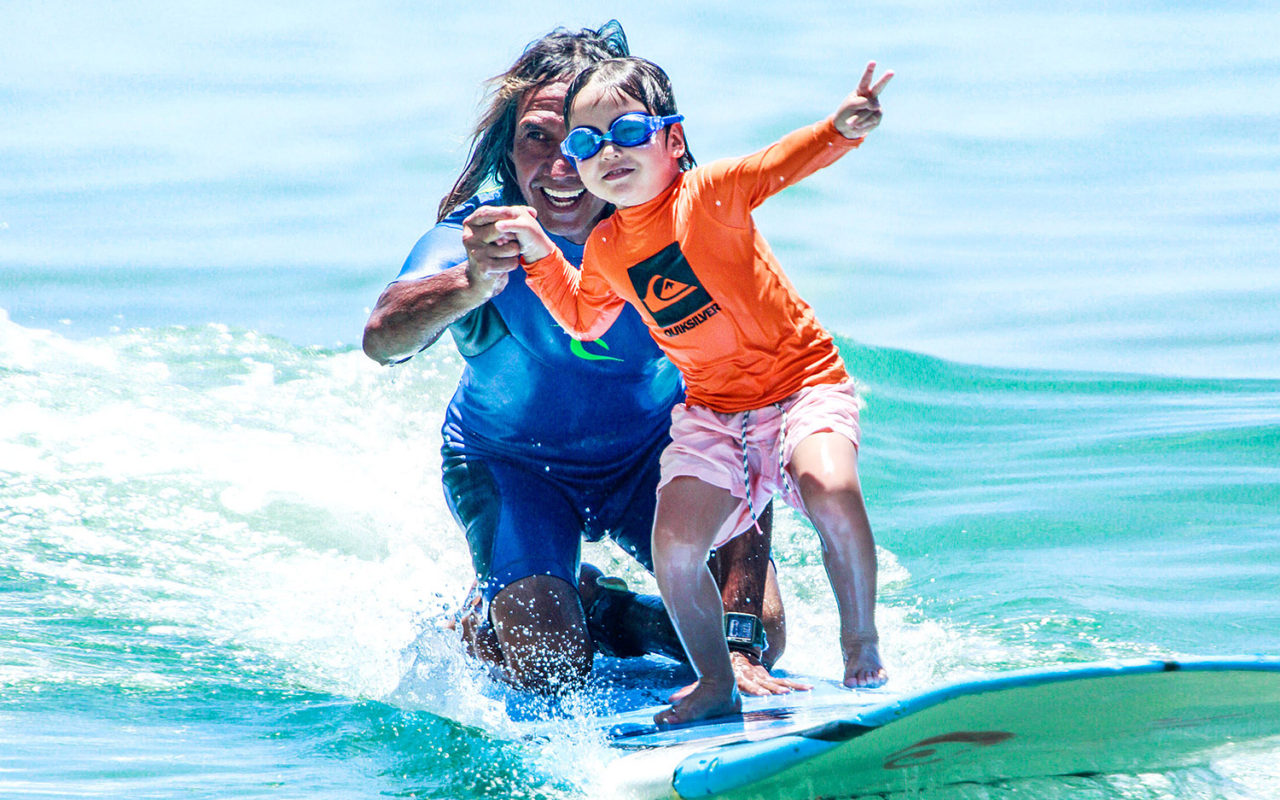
[492,205,554,263]
[461,205,536,299]
[461,205,555,300]
[833,61,894,140]
[730,651,812,695]
[669,651,812,701]
[446,584,504,667]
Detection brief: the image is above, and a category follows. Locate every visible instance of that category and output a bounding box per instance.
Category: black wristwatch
[724,612,767,659]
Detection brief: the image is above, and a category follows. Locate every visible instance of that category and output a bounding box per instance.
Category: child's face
[567,81,685,209]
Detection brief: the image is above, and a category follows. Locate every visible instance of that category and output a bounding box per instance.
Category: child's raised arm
[701,61,894,214]
[832,62,894,140]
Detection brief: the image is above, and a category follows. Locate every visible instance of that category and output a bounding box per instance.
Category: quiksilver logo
[644,275,698,313]
[626,242,716,331]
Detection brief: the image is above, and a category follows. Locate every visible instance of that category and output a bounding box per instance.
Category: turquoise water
[3,2,1278,798]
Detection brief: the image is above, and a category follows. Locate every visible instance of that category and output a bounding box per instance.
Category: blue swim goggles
[560,112,684,161]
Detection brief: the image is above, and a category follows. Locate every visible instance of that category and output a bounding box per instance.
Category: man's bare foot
[655,679,742,727]
[842,636,887,688]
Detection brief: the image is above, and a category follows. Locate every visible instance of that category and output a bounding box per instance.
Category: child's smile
[602,164,636,182]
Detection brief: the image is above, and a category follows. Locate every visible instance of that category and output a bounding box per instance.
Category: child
[472,56,892,725]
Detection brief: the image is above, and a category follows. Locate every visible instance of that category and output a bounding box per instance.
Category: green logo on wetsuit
[551,320,622,362]
[570,338,623,362]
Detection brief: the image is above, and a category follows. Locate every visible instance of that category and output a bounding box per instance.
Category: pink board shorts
[658,380,863,548]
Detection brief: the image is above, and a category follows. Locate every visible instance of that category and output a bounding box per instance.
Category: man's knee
[490,575,592,690]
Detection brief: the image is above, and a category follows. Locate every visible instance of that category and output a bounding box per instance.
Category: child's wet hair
[564,57,696,171]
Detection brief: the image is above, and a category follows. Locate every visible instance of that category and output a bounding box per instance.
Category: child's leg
[651,475,743,724]
[787,431,887,688]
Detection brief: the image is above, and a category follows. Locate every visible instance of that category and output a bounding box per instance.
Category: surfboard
[599,656,1280,799]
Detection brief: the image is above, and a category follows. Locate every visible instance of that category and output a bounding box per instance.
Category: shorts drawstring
[740,403,789,536]
[741,410,762,535]
[777,404,790,497]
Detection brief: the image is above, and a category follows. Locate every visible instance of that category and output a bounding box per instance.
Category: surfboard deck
[599,657,1280,799]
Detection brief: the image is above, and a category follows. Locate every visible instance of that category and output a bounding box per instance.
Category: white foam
[2,320,473,703]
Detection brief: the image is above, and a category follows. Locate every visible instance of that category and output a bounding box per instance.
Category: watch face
[726,616,754,641]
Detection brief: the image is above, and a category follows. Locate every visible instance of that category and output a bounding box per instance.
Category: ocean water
[2,2,1278,798]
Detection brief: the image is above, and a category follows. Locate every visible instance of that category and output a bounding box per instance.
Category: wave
[3,314,1277,798]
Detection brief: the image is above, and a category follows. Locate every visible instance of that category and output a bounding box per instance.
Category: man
[364,22,803,696]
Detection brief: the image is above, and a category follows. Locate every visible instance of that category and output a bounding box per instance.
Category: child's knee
[793,465,862,508]
[653,525,705,566]
[652,528,713,583]
[651,522,676,555]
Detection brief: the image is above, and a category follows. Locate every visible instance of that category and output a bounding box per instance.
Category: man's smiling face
[510,81,608,245]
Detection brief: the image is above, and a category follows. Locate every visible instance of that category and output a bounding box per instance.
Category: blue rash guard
[396,191,681,470]
[393,191,683,599]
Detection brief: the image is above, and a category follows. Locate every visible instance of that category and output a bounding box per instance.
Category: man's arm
[362,265,496,365]
[362,207,524,365]
[710,509,811,695]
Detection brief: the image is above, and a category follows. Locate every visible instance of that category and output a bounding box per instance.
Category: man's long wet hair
[436,21,630,222]
[563,57,696,172]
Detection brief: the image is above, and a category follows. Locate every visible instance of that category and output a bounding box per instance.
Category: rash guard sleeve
[522,244,627,342]
[701,118,863,219]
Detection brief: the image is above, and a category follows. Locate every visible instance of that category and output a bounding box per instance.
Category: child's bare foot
[843,636,887,688]
[655,679,741,727]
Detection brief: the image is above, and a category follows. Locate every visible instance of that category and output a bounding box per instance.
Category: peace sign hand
[833,61,894,139]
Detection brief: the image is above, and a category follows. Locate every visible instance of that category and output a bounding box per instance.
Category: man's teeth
[542,187,583,206]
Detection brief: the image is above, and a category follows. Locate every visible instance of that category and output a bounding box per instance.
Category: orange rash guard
[524,118,862,413]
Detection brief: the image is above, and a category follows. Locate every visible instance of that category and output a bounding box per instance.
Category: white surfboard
[599,657,1280,799]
